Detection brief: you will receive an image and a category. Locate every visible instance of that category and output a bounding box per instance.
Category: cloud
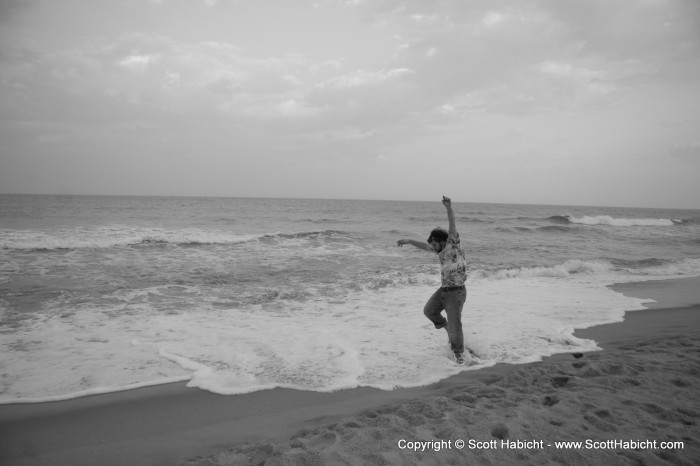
[277,99,322,118]
[481,11,505,27]
[5,1,695,135]
[373,0,697,89]
[0,0,698,206]
[1,32,332,122]
[162,70,181,86]
[538,60,573,77]
[538,60,614,98]
[305,67,419,128]
[118,53,159,69]
[297,125,377,143]
[316,68,414,89]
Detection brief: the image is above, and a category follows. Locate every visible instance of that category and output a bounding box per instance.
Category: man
[397,196,468,363]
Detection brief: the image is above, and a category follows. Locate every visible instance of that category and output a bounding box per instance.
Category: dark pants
[423,286,466,355]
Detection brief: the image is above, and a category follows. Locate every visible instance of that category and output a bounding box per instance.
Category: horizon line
[1,192,698,211]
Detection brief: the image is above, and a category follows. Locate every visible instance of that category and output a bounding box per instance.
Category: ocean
[1,194,699,403]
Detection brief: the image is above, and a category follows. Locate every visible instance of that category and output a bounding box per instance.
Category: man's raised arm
[442,196,458,237]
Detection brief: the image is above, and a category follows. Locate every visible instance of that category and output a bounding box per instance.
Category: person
[396,196,468,363]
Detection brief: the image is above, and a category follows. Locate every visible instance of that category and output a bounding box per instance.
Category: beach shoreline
[1,276,699,466]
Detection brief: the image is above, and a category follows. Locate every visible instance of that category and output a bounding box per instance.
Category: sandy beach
[1,276,699,466]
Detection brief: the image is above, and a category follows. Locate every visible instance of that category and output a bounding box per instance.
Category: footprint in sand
[303,430,338,450]
[491,423,509,440]
[551,376,570,388]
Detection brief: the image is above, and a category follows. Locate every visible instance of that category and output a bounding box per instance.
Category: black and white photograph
[1,1,699,464]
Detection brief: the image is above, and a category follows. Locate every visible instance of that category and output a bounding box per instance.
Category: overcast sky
[1,0,699,208]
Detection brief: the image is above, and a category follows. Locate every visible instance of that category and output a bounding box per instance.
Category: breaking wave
[546,215,680,227]
[0,228,355,251]
[471,257,700,281]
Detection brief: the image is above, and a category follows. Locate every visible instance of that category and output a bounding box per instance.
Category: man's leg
[442,287,466,355]
[423,288,447,329]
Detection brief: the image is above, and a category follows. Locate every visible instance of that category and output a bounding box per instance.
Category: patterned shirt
[437,232,467,287]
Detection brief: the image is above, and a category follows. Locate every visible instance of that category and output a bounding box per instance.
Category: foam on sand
[0,270,650,403]
[183,318,700,466]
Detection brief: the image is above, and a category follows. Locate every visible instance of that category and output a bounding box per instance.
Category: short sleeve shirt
[438,233,467,287]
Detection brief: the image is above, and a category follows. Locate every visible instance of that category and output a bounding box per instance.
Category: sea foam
[0,261,671,404]
[567,215,676,227]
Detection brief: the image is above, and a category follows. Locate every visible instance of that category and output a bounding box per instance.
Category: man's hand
[396,239,410,247]
[442,196,452,209]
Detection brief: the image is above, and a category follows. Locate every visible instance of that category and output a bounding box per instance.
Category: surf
[0,227,357,251]
[567,215,676,227]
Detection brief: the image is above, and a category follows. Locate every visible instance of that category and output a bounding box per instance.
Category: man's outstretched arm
[396,239,433,252]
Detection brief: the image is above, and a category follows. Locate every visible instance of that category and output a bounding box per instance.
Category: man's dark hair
[427,227,448,243]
